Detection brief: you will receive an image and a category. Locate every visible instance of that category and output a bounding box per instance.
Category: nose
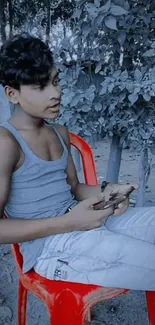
[49,84,61,101]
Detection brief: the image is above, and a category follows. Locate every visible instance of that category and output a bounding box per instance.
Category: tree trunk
[136,147,150,207]
[106,135,123,183]
[46,0,51,44]
[8,0,13,37]
[0,0,6,43]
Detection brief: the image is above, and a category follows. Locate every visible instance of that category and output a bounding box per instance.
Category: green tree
[57,0,155,205]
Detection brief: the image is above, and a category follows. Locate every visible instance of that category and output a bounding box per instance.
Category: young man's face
[7,66,61,120]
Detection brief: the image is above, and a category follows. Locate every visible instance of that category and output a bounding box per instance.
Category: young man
[0,34,155,290]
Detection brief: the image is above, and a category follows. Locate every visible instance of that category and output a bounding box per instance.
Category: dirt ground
[0,139,154,325]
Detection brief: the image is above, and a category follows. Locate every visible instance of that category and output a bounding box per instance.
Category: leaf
[80,105,91,112]
[62,90,74,106]
[99,0,111,12]
[134,87,140,95]
[83,25,91,39]
[60,38,70,50]
[89,85,96,92]
[95,103,102,111]
[121,70,128,81]
[84,129,91,136]
[109,103,116,113]
[124,1,130,10]
[119,93,126,102]
[126,82,134,93]
[110,4,128,16]
[113,70,121,78]
[94,0,100,8]
[128,94,138,105]
[143,93,151,102]
[118,31,126,46]
[70,96,81,107]
[99,117,105,124]
[87,3,98,18]
[100,86,107,95]
[134,68,142,82]
[84,85,96,101]
[73,9,82,19]
[95,62,102,73]
[143,49,155,57]
[108,83,114,92]
[105,16,117,30]
[151,41,155,49]
[59,78,67,86]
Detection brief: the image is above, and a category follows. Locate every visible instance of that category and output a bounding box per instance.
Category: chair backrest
[6,133,98,273]
[69,133,98,186]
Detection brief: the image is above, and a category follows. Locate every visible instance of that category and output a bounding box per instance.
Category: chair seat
[20,268,127,305]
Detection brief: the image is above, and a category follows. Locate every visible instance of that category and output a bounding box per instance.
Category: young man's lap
[34,207,155,290]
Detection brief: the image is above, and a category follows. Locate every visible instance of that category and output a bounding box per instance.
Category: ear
[5,85,19,104]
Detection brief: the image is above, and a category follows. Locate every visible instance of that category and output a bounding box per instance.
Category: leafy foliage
[1,0,155,150]
[56,0,155,150]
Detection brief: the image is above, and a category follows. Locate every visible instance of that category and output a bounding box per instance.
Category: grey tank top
[2,121,77,272]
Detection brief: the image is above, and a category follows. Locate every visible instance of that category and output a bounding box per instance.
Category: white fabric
[34,207,155,290]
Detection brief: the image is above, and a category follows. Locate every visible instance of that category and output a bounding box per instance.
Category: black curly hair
[0,33,54,90]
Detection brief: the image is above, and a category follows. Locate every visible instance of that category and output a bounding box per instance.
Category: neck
[9,105,44,130]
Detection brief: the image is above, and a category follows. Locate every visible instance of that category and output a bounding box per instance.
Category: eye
[53,77,59,86]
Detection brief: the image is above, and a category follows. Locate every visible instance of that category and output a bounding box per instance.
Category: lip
[51,110,59,114]
[48,103,60,109]
[48,108,60,114]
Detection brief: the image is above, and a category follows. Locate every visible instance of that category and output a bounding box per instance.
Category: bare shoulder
[0,127,20,166]
[53,124,70,147]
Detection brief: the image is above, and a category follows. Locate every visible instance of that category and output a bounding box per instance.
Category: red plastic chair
[4,133,155,325]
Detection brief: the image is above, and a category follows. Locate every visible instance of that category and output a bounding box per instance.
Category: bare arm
[0,217,75,244]
[56,124,101,200]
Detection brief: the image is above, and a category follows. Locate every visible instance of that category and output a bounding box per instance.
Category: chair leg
[146,291,155,325]
[85,309,92,323]
[47,289,87,325]
[18,280,28,325]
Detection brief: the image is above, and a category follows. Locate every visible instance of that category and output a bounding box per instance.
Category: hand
[103,183,138,215]
[66,194,114,231]
[114,196,129,215]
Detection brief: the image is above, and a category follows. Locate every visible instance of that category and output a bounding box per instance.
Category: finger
[120,184,138,194]
[104,189,112,202]
[83,193,105,208]
[127,183,138,190]
[103,195,126,209]
[114,206,127,215]
[114,200,129,215]
[117,186,136,198]
[99,206,114,217]
[117,197,129,209]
